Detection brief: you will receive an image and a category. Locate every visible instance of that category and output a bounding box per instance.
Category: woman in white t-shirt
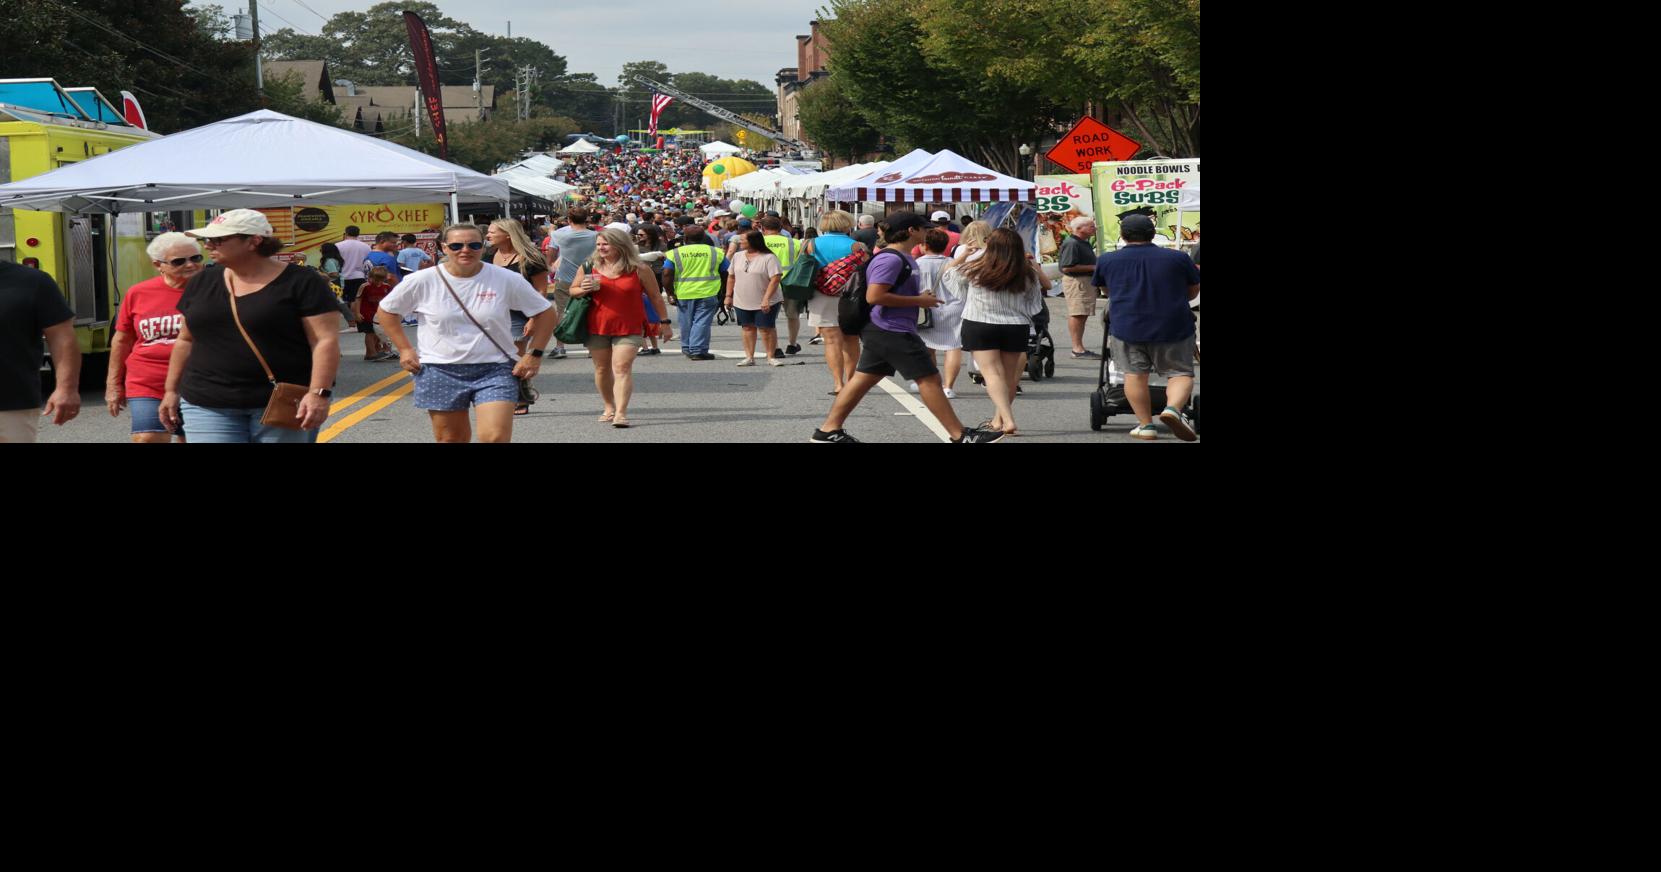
[374,224,555,443]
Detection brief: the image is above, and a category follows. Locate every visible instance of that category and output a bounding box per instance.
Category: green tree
[385,115,579,173]
[796,77,880,165]
[2,0,261,133]
[822,0,1068,176]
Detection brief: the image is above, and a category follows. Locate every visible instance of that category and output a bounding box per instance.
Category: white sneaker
[907,381,920,393]
[767,356,785,367]
[944,388,958,399]
[736,358,757,367]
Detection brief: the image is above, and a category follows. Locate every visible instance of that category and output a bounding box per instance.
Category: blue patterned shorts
[413,362,519,411]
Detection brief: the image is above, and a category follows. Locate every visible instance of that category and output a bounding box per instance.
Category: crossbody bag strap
[226,272,278,385]
[434,266,520,365]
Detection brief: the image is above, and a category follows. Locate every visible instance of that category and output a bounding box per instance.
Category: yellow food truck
[1,78,165,386]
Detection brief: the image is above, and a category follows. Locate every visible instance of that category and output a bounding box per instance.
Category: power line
[259,4,315,36]
[287,0,331,24]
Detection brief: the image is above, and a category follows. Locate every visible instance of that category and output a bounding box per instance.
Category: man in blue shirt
[367,233,403,285]
[396,234,433,277]
[1091,215,1201,441]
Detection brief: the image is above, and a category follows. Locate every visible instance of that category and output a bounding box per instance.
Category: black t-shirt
[175,264,339,409]
[853,228,880,249]
[0,262,76,412]
[1059,235,1098,270]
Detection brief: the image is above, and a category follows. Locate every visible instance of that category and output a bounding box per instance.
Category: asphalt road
[39,298,1199,444]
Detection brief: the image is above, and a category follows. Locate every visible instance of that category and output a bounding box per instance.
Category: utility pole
[250,0,263,100]
[475,49,490,122]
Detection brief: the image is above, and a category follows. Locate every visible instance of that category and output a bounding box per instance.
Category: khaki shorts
[1062,276,1097,317]
[1109,335,1196,377]
[549,282,573,317]
[807,292,842,329]
[0,409,41,443]
[585,333,645,351]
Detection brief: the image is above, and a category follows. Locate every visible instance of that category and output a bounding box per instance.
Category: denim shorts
[736,303,782,329]
[510,310,529,342]
[413,362,519,411]
[178,400,317,444]
[129,397,184,438]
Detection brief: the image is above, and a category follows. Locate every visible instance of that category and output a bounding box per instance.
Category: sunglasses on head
[163,255,205,267]
[446,242,485,251]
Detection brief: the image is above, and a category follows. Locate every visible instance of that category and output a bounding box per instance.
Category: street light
[1018,143,1032,181]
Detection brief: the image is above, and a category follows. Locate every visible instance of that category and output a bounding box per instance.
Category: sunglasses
[200,235,247,247]
[445,242,485,252]
[162,255,205,267]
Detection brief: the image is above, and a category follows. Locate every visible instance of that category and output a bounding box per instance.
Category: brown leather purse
[227,273,310,430]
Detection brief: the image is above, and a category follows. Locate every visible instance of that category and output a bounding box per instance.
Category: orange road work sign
[1045,117,1142,174]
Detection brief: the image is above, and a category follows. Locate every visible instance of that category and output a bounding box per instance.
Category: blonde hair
[592,227,645,275]
[958,221,994,252]
[369,266,391,282]
[818,210,854,234]
[489,218,548,274]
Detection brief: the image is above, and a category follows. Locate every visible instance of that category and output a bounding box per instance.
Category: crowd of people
[0,145,1200,444]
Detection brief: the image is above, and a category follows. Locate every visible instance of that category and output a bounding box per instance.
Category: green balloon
[741,204,759,218]
[712,165,726,175]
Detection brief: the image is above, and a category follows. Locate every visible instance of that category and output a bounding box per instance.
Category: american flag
[650,93,674,138]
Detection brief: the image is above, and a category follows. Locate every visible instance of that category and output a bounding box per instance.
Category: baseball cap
[1120,215,1156,235]
[188,209,274,238]
[605,222,632,233]
[931,211,952,222]
[881,211,931,234]
[737,218,753,229]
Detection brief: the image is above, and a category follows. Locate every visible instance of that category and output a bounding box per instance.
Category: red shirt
[360,282,392,319]
[117,276,185,399]
[586,269,646,336]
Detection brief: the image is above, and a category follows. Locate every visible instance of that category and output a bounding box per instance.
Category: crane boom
[631,76,806,151]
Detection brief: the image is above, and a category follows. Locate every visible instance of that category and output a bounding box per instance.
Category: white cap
[188,209,275,238]
[605,222,632,233]
[627,213,640,222]
[931,211,952,222]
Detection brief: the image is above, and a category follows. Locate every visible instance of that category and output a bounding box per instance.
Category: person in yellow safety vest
[663,227,727,360]
[760,216,804,359]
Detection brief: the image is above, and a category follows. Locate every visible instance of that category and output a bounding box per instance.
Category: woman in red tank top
[570,228,670,428]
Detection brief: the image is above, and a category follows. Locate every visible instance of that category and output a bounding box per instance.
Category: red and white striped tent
[828,149,1034,203]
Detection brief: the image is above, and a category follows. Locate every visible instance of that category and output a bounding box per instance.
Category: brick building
[776,20,831,153]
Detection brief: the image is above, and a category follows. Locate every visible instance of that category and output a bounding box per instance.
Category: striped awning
[850,187,1031,203]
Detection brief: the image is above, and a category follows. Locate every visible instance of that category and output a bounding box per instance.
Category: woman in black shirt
[159,210,340,443]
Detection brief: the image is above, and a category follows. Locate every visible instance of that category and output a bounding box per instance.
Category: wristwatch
[530,349,545,358]
[313,389,334,398]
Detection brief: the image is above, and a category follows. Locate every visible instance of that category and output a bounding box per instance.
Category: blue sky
[236,0,827,88]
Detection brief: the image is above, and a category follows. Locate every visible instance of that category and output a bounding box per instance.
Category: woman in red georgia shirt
[106,233,205,443]
[570,228,670,429]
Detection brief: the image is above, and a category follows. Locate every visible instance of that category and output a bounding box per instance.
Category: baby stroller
[1025,304,1057,382]
[1089,315,1201,435]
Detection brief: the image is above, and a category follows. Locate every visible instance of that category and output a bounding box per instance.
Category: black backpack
[838,249,911,335]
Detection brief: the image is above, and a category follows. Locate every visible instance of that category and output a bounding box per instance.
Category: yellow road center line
[328,372,412,419]
[320,381,416,443]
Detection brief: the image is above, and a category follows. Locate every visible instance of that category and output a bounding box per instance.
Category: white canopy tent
[495,168,576,201]
[502,154,564,176]
[558,139,602,155]
[700,141,742,157]
[0,109,509,220]
[828,149,1032,203]
[777,161,890,200]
